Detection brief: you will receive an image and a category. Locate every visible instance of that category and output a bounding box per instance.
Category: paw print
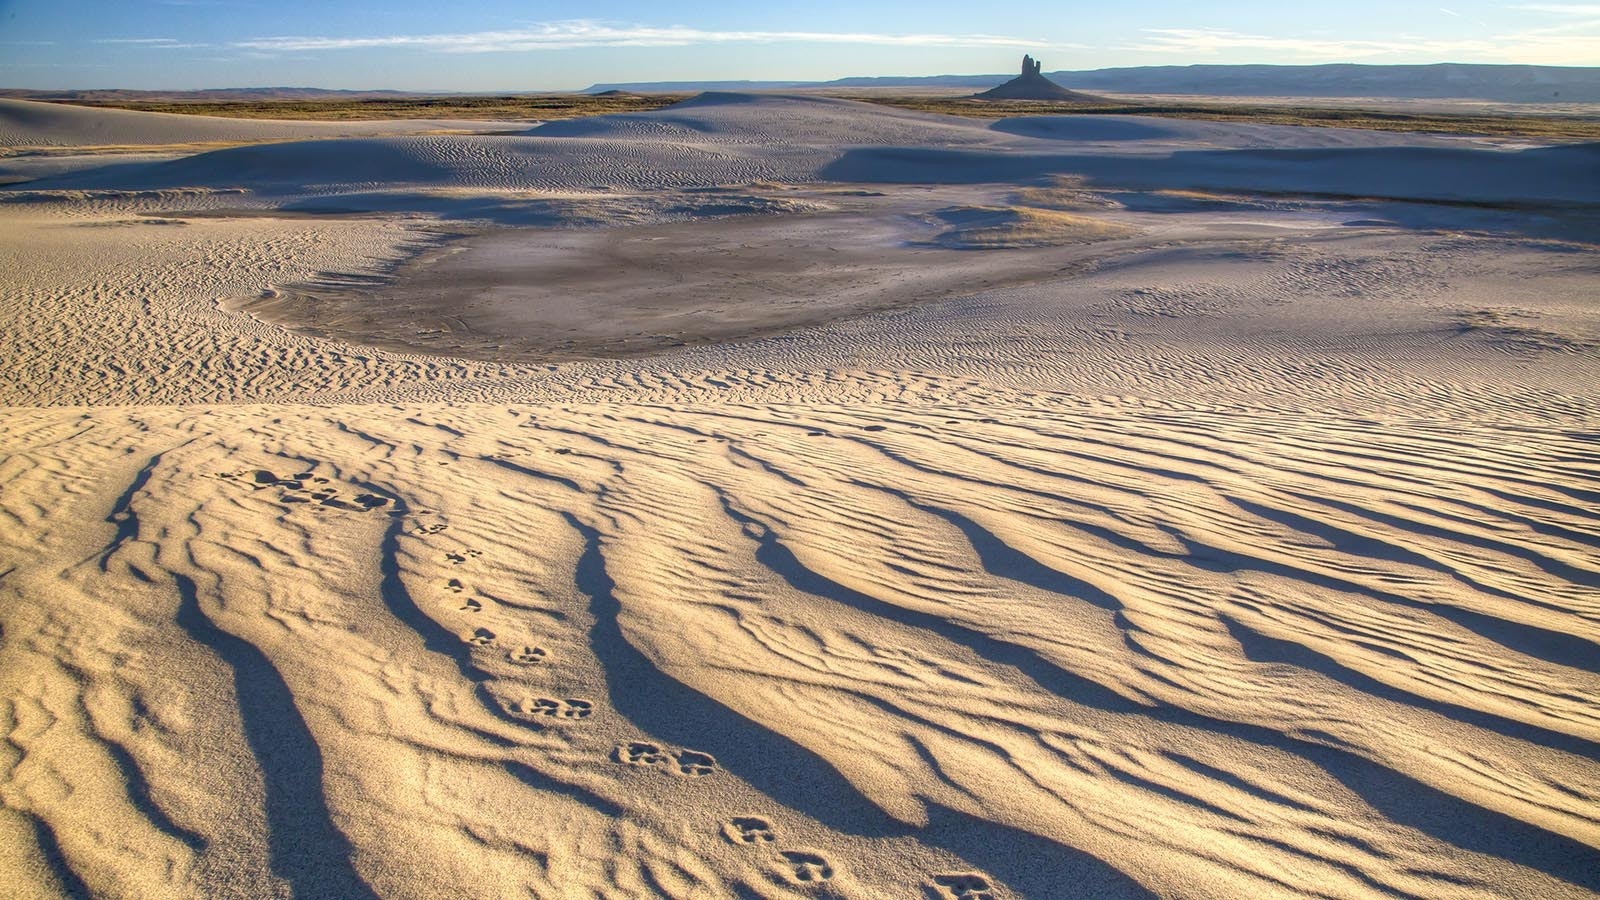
[511,697,593,720]
[723,817,776,845]
[507,645,547,665]
[615,741,670,766]
[781,850,834,884]
[932,873,995,900]
[674,749,717,777]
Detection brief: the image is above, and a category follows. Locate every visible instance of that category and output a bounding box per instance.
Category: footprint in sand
[507,645,547,665]
[780,850,835,884]
[612,742,716,775]
[722,817,776,846]
[460,597,482,613]
[673,749,718,777]
[931,873,995,900]
[413,522,448,535]
[510,697,593,720]
[614,741,670,767]
[466,627,495,647]
[446,578,464,593]
[445,549,482,565]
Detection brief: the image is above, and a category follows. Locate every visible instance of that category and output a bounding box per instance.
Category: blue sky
[1,1,1595,90]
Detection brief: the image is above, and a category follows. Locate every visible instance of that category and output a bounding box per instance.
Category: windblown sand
[1,94,1597,899]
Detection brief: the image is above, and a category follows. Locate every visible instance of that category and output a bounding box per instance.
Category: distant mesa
[974,56,1103,102]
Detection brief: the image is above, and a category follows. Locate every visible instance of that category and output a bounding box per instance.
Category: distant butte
[974,55,1104,102]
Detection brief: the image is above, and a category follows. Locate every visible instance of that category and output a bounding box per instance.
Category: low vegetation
[38,91,1600,139]
[931,205,1139,249]
[47,93,690,121]
[855,95,1600,140]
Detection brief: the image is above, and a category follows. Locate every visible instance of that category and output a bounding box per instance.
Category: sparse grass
[1011,177,1121,211]
[45,94,691,121]
[847,95,1600,140]
[44,91,1600,139]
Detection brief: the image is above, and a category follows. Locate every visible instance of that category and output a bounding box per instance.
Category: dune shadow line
[593,495,1153,897]
[173,573,379,899]
[719,495,1600,892]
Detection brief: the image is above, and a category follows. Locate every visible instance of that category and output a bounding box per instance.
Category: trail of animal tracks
[1,94,1597,898]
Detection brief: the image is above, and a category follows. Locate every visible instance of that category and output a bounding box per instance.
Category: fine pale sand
[0,95,1597,899]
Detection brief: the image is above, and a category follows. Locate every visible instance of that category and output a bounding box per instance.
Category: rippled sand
[1,94,1596,899]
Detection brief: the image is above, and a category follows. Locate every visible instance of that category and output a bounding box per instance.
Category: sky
[1,1,1596,90]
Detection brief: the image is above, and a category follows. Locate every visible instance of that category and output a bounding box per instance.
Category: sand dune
[0,97,520,149]
[0,93,1596,898]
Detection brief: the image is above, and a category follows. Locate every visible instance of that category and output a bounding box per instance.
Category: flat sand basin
[243,204,1123,362]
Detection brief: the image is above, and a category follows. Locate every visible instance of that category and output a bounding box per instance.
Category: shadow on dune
[21,137,462,194]
[173,573,380,900]
[717,484,1600,893]
[564,511,909,835]
[921,804,1155,899]
[369,504,681,830]
[989,116,1185,142]
[24,815,93,899]
[1220,615,1599,766]
[818,143,1599,207]
[563,510,1154,897]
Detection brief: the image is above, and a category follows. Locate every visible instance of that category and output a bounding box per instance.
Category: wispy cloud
[232,20,1050,54]
[1126,26,1599,64]
[95,37,211,48]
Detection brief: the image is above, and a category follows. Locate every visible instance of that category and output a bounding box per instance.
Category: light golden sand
[1,95,1597,899]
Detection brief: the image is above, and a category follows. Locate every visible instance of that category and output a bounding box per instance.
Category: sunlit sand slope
[1,398,1596,898]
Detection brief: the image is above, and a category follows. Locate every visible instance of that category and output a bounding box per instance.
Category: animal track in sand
[614,741,670,766]
[215,470,392,512]
[446,578,464,593]
[674,749,717,776]
[459,597,482,612]
[779,850,835,884]
[413,522,448,535]
[508,697,593,720]
[507,645,547,665]
[465,627,494,647]
[445,549,482,565]
[931,873,995,900]
[723,816,776,845]
[611,742,718,776]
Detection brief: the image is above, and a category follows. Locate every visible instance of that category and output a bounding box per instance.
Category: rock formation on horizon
[974,56,1103,102]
